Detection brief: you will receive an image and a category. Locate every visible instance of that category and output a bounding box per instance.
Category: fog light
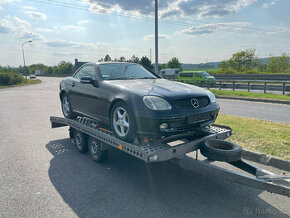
[160,123,168,129]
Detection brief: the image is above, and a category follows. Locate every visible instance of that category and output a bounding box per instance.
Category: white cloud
[25,10,47,20]
[176,22,251,35]
[262,1,277,9]
[62,25,85,32]
[77,20,90,25]
[23,6,37,10]
[0,17,44,41]
[143,34,169,41]
[0,0,16,10]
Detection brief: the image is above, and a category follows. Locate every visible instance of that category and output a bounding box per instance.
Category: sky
[0,0,290,67]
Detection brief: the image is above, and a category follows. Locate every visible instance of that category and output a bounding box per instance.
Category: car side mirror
[80,76,94,84]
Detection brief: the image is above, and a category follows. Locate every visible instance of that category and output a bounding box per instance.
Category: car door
[69,64,99,118]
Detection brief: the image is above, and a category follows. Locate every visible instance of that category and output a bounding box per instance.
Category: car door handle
[72,82,76,87]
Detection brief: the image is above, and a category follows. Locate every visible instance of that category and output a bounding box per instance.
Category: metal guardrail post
[248,82,250,92]
[282,82,286,95]
[264,82,267,94]
[219,81,222,90]
[233,81,235,91]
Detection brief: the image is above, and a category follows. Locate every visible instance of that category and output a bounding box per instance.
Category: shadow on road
[46,139,288,218]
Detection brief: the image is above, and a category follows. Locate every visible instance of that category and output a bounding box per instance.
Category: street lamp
[22,40,32,82]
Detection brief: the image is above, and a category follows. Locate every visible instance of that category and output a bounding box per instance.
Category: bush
[0,69,24,85]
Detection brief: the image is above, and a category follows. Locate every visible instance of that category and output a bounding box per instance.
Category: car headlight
[143,96,172,111]
[207,91,216,103]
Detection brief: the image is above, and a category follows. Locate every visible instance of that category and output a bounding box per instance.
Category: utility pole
[150,48,152,62]
[22,40,32,83]
[155,0,158,74]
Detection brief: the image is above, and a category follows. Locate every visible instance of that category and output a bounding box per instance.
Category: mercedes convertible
[59,62,220,142]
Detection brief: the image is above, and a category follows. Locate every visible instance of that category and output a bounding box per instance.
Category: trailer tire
[88,137,108,163]
[74,130,88,153]
[200,139,242,162]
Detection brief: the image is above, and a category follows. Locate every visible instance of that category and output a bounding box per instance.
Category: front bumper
[135,103,220,136]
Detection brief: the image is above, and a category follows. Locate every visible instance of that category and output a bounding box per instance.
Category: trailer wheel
[200,139,242,162]
[74,130,88,153]
[88,137,108,163]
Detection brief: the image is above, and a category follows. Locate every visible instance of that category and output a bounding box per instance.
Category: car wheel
[111,102,136,142]
[88,137,108,163]
[61,93,77,119]
[74,130,88,153]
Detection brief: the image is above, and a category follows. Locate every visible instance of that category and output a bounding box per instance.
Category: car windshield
[98,63,157,80]
[200,72,210,77]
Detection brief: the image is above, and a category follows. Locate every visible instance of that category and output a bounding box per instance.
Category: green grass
[210,89,290,102]
[0,79,41,89]
[216,114,290,160]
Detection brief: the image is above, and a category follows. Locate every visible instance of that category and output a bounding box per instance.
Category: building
[74,59,87,71]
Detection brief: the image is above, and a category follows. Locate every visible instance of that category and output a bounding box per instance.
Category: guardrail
[215,80,290,95]
[175,79,290,95]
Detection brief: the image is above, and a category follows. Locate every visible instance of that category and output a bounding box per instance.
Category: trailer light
[119,144,123,150]
[149,155,158,161]
[160,123,168,129]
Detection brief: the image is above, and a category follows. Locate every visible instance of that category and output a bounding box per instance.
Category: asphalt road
[218,99,290,124]
[0,77,289,218]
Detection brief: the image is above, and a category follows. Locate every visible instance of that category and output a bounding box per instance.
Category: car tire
[88,137,108,163]
[200,139,242,162]
[74,130,88,153]
[61,93,77,119]
[110,102,136,142]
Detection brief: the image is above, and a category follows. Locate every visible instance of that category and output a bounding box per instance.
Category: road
[0,77,289,218]
[218,99,290,124]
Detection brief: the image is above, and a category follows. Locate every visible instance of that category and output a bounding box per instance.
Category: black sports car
[60,62,220,142]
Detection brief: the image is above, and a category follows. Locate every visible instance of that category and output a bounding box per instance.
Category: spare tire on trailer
[200,139,242,162]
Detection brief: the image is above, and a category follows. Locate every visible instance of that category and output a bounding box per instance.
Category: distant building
[74,59,87,71]
[160,68,180,76]
[35,70,44,75]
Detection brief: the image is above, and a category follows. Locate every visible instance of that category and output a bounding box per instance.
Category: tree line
[220,49,290,74]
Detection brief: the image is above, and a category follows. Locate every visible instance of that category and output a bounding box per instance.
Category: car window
[98,63,156,80]
[74,65,96,80]
[195,73,201,78]
[179,73,193,77]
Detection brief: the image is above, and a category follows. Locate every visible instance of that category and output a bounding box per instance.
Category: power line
[27,0,290,38]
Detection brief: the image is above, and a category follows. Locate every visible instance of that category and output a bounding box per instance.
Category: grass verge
[0,79,41,89]
[210,89,290,102]
[216,114,290,160]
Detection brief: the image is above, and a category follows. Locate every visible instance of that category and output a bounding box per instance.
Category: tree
[167,57,182,70]
[129,55,139,63]
[267,53,290,73]
[104,54,111,62]
[227,49,258,71]
[140,56,153,70]
[119,56,126,62]
[158,63,167,71]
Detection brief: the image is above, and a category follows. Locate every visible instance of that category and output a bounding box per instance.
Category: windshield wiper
[139,77,155,79]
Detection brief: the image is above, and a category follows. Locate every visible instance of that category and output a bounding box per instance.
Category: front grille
[175,96,209,109]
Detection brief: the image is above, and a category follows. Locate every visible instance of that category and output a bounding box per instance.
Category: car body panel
[60,63,220,136]
[177,71,216,85]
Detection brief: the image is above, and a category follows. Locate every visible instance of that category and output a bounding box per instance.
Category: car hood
[106,79,208,98]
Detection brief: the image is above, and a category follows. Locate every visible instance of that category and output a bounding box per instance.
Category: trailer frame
[50,116,290,197]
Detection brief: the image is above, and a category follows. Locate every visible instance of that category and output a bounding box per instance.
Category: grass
[216,114,290,160]
[0,79,41,89]
[210,89,290,102]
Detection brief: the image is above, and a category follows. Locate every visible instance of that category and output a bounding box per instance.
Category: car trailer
[50,116,290,197]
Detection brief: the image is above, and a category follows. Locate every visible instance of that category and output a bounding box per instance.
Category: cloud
[86,0,257,19]
[77,20,90,25]
[262,1,277,9]
[23,6,37,10]
[176,22,251,35]
[0,17,44,40]
[143,34,169,41]
[43,39,108,49]
[62,25,85,32]
[0,0,16,10]
[25,10,47,20]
